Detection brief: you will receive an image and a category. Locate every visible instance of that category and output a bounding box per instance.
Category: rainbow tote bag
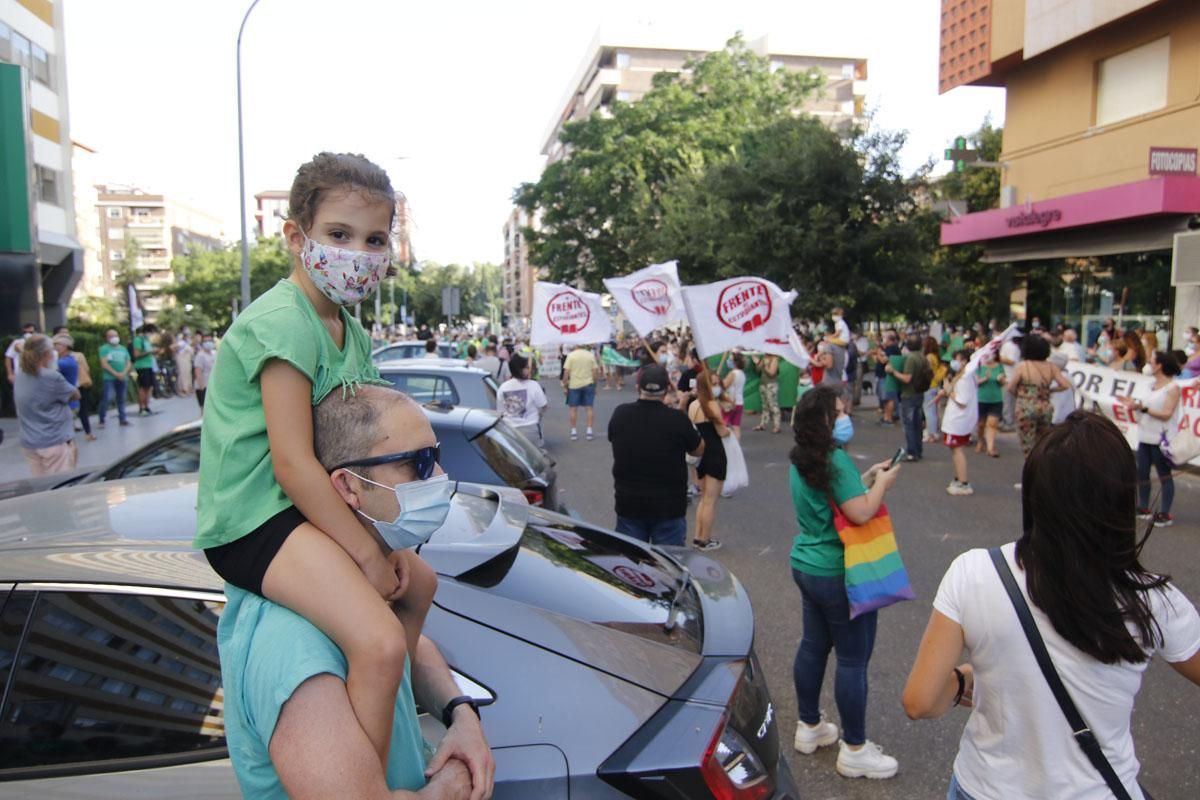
[831,501,916,619]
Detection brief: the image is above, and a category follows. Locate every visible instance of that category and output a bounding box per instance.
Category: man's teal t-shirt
[99,343,129,381]
[132,334,155,369]
[218,584,428,798]
[789,448,867,577]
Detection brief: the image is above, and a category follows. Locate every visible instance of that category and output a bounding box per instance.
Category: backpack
[911,356,933,394]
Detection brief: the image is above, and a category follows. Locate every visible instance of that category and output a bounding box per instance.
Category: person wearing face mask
[13,334,80,476]
[1121,350,1184,528]
[216,385,493,799]
[4,322,37,387]
[787,386,902,779]
[939,350,977,495]
[192,332,217,411]
[194,152,441,775]
[97,328,132,427]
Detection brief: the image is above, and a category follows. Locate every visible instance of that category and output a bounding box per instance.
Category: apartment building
[0,0,81,333]
[540,30,868,163]
[502,207,537,319]
[95,186,225,318]
[938,0,1200,343]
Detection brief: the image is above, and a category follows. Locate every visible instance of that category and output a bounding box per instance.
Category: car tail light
[521,488,545,506]
[699,714,773,800]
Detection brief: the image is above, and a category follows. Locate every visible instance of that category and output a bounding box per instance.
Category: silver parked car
[376,358,499,410]
[0,476,799,798]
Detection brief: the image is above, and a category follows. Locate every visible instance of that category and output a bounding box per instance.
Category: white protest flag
[1061,360,1200,464]
[965,323,1020,376]
[602,261,686,337]
[529,281,612,347]
[680,277,809,367]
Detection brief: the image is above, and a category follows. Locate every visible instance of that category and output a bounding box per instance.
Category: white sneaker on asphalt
[793,719,839,754]
[946,481,974,496]
[836,740,898,780]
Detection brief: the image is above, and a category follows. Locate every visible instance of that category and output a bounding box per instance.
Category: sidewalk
[0,395,203,484]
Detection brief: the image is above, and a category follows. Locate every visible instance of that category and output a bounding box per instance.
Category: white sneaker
[570,429,578,441]
[793,719,839,754]
[836,740,898,779]
[946,481,974,496]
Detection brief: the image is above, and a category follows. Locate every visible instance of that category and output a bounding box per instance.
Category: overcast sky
[63,0,1005,266]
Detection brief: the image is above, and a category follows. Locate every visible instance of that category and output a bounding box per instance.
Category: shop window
[0,591,226,774]
[1096,37,1169,127]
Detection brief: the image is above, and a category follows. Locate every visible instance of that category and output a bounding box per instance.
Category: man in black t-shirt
[608,365,704,545]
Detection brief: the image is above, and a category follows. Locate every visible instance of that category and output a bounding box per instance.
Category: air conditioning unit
[1171,229,1200,285]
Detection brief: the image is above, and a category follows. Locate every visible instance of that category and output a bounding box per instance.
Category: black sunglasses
[330,444,441,481]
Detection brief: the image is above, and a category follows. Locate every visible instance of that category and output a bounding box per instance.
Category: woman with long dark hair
[1121,350,1183,528]
[687,369,728,551]
[903,412,1200,799]
[788,386,902,779]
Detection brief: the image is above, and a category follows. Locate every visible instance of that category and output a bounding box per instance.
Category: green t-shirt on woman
[193,280,385,550]
[976,363,1005,404]
[789,448,868,577]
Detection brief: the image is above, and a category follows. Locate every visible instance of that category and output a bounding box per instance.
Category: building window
[10,29,31,70]
[107,207,123,219]
[616,90,632,102]
[1096,37,1169,127]
[110,249,125,262]
[615,52,630,70]
[31,43,51,86]
[36,165,59,205]
[0,22,11,62]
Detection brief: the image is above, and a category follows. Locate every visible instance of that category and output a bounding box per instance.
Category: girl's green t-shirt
[976,363,1005,404]
[193,280,385,550]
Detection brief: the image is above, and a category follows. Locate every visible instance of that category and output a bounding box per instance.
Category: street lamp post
[236,0,264,311]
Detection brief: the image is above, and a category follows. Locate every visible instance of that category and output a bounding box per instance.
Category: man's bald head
[313,384,425,476]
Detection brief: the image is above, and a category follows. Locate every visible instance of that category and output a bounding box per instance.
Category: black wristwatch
[442,695,480,728]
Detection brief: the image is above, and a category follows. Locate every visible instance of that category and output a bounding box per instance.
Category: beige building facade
[502,207,537,319]
[939,0,1200,343]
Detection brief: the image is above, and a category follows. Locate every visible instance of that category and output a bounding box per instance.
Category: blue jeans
[900,394,924,458]
[1136,442,1174,514]
[99,379,128,424]
[792,569,877,746]
[615,515,686,546]
[923,388,940,437]
[948,773,979,800]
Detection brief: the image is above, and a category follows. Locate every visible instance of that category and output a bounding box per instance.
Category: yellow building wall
[991,0,1026,62]
[1001,1,1200,202]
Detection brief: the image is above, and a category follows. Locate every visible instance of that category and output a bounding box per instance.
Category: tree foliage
[403,262,502,327]
[515,35,823,288]
[166,238,292,332]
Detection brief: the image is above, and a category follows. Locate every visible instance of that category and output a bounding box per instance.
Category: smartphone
[889,447,906,468]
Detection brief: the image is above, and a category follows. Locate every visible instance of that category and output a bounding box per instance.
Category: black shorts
[978,401,1003,419]
[136,368,156,389]
[204,506,307,596]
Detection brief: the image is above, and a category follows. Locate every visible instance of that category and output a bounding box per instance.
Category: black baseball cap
[638,364,669,395]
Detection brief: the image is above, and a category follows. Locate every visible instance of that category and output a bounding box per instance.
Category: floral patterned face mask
[299,231,392,307]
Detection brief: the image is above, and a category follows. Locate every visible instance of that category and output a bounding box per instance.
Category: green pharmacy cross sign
[944,136,979,173]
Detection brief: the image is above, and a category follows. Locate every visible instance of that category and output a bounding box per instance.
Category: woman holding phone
[788,386,902,780]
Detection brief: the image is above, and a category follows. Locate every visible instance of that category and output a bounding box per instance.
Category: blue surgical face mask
[348,472,452,550]
[832,414,854,445]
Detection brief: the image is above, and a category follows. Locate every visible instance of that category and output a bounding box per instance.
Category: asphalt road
[540,380,1200,800]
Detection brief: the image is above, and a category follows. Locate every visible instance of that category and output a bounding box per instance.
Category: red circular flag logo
[547,291,591,334]
[717,280,773,332]
[631,278,671,316]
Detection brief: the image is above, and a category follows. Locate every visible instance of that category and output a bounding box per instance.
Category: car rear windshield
[458,519,703,653]
[471,419,547,485]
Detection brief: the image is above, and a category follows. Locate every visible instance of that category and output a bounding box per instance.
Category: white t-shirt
[496,378,547,429]
[940,371,979,436]
[1000,340,1021,380]
[936,543,1200,800]
[1136,382,1179,445]
[726,369,746,406]
[1057,341,1086,363]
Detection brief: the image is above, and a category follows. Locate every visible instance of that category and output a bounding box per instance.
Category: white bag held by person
[721,434,749,497]
[1161,426,1200,467]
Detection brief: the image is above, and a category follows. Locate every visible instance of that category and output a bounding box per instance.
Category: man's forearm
[411,635,464,716]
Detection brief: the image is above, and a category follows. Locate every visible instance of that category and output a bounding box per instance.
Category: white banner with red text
[530,282,613,347]
[1062,361,1200,465]
[680,276,810,367]
[602,261,687,337]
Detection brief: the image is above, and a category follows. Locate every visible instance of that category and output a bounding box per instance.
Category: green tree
[515,35,823,288]
[166,238,292,332]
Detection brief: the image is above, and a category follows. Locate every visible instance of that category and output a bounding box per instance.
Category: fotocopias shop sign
[1149,147,1198,176]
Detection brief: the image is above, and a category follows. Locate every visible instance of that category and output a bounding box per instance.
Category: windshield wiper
[663,564,692,632]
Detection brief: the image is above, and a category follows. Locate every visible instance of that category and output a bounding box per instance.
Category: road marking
[940,533,949,542]
[759,546,772,556]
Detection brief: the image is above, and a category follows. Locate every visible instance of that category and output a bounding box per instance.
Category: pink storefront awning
[939,175,1200,247]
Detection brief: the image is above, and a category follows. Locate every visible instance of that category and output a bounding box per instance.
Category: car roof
[0,474,222,590]
[377,358,481,372]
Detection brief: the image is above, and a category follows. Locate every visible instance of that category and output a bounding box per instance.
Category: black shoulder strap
[988,548,1134,800]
